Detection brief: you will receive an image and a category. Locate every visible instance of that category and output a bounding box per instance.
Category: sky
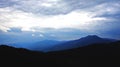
[0,0,120,44]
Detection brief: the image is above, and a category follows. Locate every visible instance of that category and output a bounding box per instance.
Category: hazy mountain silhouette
[49,41,120,56]
[0,41,120,67]
[3,35,116,52]
[7,40,64,51]
[47,35,116,51]
[31,40,63,51]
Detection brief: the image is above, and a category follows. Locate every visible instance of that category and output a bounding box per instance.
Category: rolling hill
[0,41,120,67]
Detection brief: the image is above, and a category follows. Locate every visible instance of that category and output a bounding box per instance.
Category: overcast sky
[0,0,120,41]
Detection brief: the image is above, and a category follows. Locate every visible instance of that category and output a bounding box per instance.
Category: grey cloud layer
[0,0,120,15]
[0,0,120,40]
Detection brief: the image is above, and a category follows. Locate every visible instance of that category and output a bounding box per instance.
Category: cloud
[0,0,120,15]
[0,0,120,40]
[4,0,118,15]
[32,34,35,36]
[90,2,120,16]
[7,27,22,32]
[0,0,16,8]
[39,34,44,37]
[0,7,108,32]
[10,0,69,15]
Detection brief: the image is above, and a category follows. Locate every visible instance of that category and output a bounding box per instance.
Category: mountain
[49,41,120,56]
[47,35,116,51]
[31,40,64,51]
[0,45,48,66]
[6,40,64,51]
[3,35,116,52]
[0,41,120,67]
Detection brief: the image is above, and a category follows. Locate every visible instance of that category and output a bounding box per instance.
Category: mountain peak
[80,35,101,40]
[86,35,101,38]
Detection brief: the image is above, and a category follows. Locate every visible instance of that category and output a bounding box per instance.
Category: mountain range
[39,35,117,52]
[0,40,120,67]
[31,40,63,51]
[3,35,117,52]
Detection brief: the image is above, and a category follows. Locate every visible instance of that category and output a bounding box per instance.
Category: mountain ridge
[0,35,117,52]
[46,35,116,51]
[0,41,120,66]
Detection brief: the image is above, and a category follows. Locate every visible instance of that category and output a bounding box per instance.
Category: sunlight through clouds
[0,0,120,40]
[0,7,107,32]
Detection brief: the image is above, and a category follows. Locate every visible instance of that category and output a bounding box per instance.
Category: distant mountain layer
[0,41,120,66]
[6,40,63,51]
[47,35,116,51]
[31,40,63,51]
[0,35,117,52]
[49,41,120,56]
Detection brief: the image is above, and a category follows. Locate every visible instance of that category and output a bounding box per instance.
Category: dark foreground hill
[0,41,120,67]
